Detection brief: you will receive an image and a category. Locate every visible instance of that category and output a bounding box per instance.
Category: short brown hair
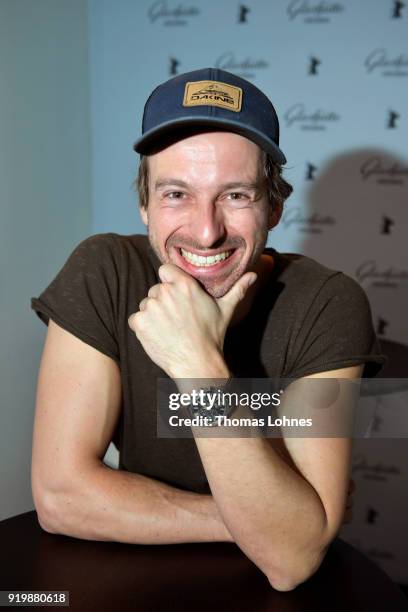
[136,151,292,212]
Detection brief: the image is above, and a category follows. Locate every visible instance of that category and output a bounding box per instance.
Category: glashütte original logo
[360,156,408,185]
[381,215,395,235]
[352,453,400,481]
[392,0,405,18]
[281,207,335,234]
[238,4,250,22]
[215,52,268,80]
[148,1,200,26]
[287,0,345,23]
[308,56,321,75]
[366,548,395,561]
[364,48,408,77]
[355,260,408,288]
[183,80,242,112]
[284,103,340,130]
[377,317,389,335]
[372,414,383,434]
[366,507,379,524]
[370,405,384,434]
[306,162,318,180]
[169,57,180,75]
[387,109,400,128]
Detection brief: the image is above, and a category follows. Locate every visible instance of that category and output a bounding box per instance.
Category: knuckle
[159,282,171,295]
[129,311,144,333]
[134,312,146,332]
[148,283,160,298]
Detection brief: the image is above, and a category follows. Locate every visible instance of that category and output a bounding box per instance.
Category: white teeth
[180,248,232,267]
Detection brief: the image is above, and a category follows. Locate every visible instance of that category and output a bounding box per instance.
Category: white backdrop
[87,0,408,583]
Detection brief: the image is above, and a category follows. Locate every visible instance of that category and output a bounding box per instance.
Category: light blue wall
[0,0,91,520]
[88,0,407,249]
[88,0,149,235]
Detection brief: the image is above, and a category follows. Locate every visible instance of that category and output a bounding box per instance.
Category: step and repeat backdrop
[89,0,408,582]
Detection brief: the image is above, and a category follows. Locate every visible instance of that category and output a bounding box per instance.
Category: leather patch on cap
[183,80,242,112]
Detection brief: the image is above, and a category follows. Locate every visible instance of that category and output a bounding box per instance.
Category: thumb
[217,272,257,321]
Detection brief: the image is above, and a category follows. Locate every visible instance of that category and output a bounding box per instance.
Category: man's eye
[228,192,247,201]
[166,191,185,200]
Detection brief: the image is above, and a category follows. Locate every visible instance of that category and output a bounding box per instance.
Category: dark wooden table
[1,511,407,611]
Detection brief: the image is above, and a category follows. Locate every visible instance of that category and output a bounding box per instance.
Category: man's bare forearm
[193,435,328,590]
[37,461,233,544]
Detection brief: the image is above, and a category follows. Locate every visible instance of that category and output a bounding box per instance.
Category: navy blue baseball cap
[133,67,286,164]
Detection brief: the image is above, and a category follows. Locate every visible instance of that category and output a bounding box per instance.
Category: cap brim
[133,116,287,165]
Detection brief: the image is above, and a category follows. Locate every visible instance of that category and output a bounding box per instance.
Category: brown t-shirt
[31,233,386,493]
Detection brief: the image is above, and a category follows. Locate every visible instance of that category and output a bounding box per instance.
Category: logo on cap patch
[183,80,242,112]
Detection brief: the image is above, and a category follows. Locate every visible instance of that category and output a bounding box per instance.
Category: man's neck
[230,252,275,326]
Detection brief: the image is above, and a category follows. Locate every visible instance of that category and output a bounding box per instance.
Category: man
[31,68,384,591]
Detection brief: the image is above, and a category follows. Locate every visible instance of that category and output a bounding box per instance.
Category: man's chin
[195,275,237,299]
[155,253,234,296]
[166,254,243,298]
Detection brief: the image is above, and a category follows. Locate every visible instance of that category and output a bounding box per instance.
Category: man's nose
[188,201,227,248]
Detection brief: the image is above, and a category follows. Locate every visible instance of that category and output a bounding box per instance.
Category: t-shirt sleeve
[288,272,387,379]
[31,233,120,363]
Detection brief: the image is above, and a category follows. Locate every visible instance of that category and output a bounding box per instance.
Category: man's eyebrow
[219,181,261,191]
[154,179,262,191]
[154,179,189,190]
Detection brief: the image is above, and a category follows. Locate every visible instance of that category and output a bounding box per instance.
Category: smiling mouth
[180,248,234,267]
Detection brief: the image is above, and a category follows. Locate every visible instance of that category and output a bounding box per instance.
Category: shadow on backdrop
[284,148,408,382]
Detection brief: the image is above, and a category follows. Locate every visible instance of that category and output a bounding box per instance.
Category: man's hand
[128,263,256,379]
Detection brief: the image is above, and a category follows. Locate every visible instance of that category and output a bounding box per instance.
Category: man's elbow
[34,489,61,534]
[266,569,311,593]
[265,510,340,590]
[265,546,329,592]
[32,469,76,536]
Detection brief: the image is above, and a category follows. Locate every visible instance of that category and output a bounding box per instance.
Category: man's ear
[268,202,283,230]
[140,205,148,226]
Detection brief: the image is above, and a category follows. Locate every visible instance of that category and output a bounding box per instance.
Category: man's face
[140,131,278,298]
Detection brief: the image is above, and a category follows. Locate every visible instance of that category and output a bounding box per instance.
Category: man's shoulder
[267,248,366,305]
[75,232,157,268]
[79,232,149,251]
[269,249,340,285]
